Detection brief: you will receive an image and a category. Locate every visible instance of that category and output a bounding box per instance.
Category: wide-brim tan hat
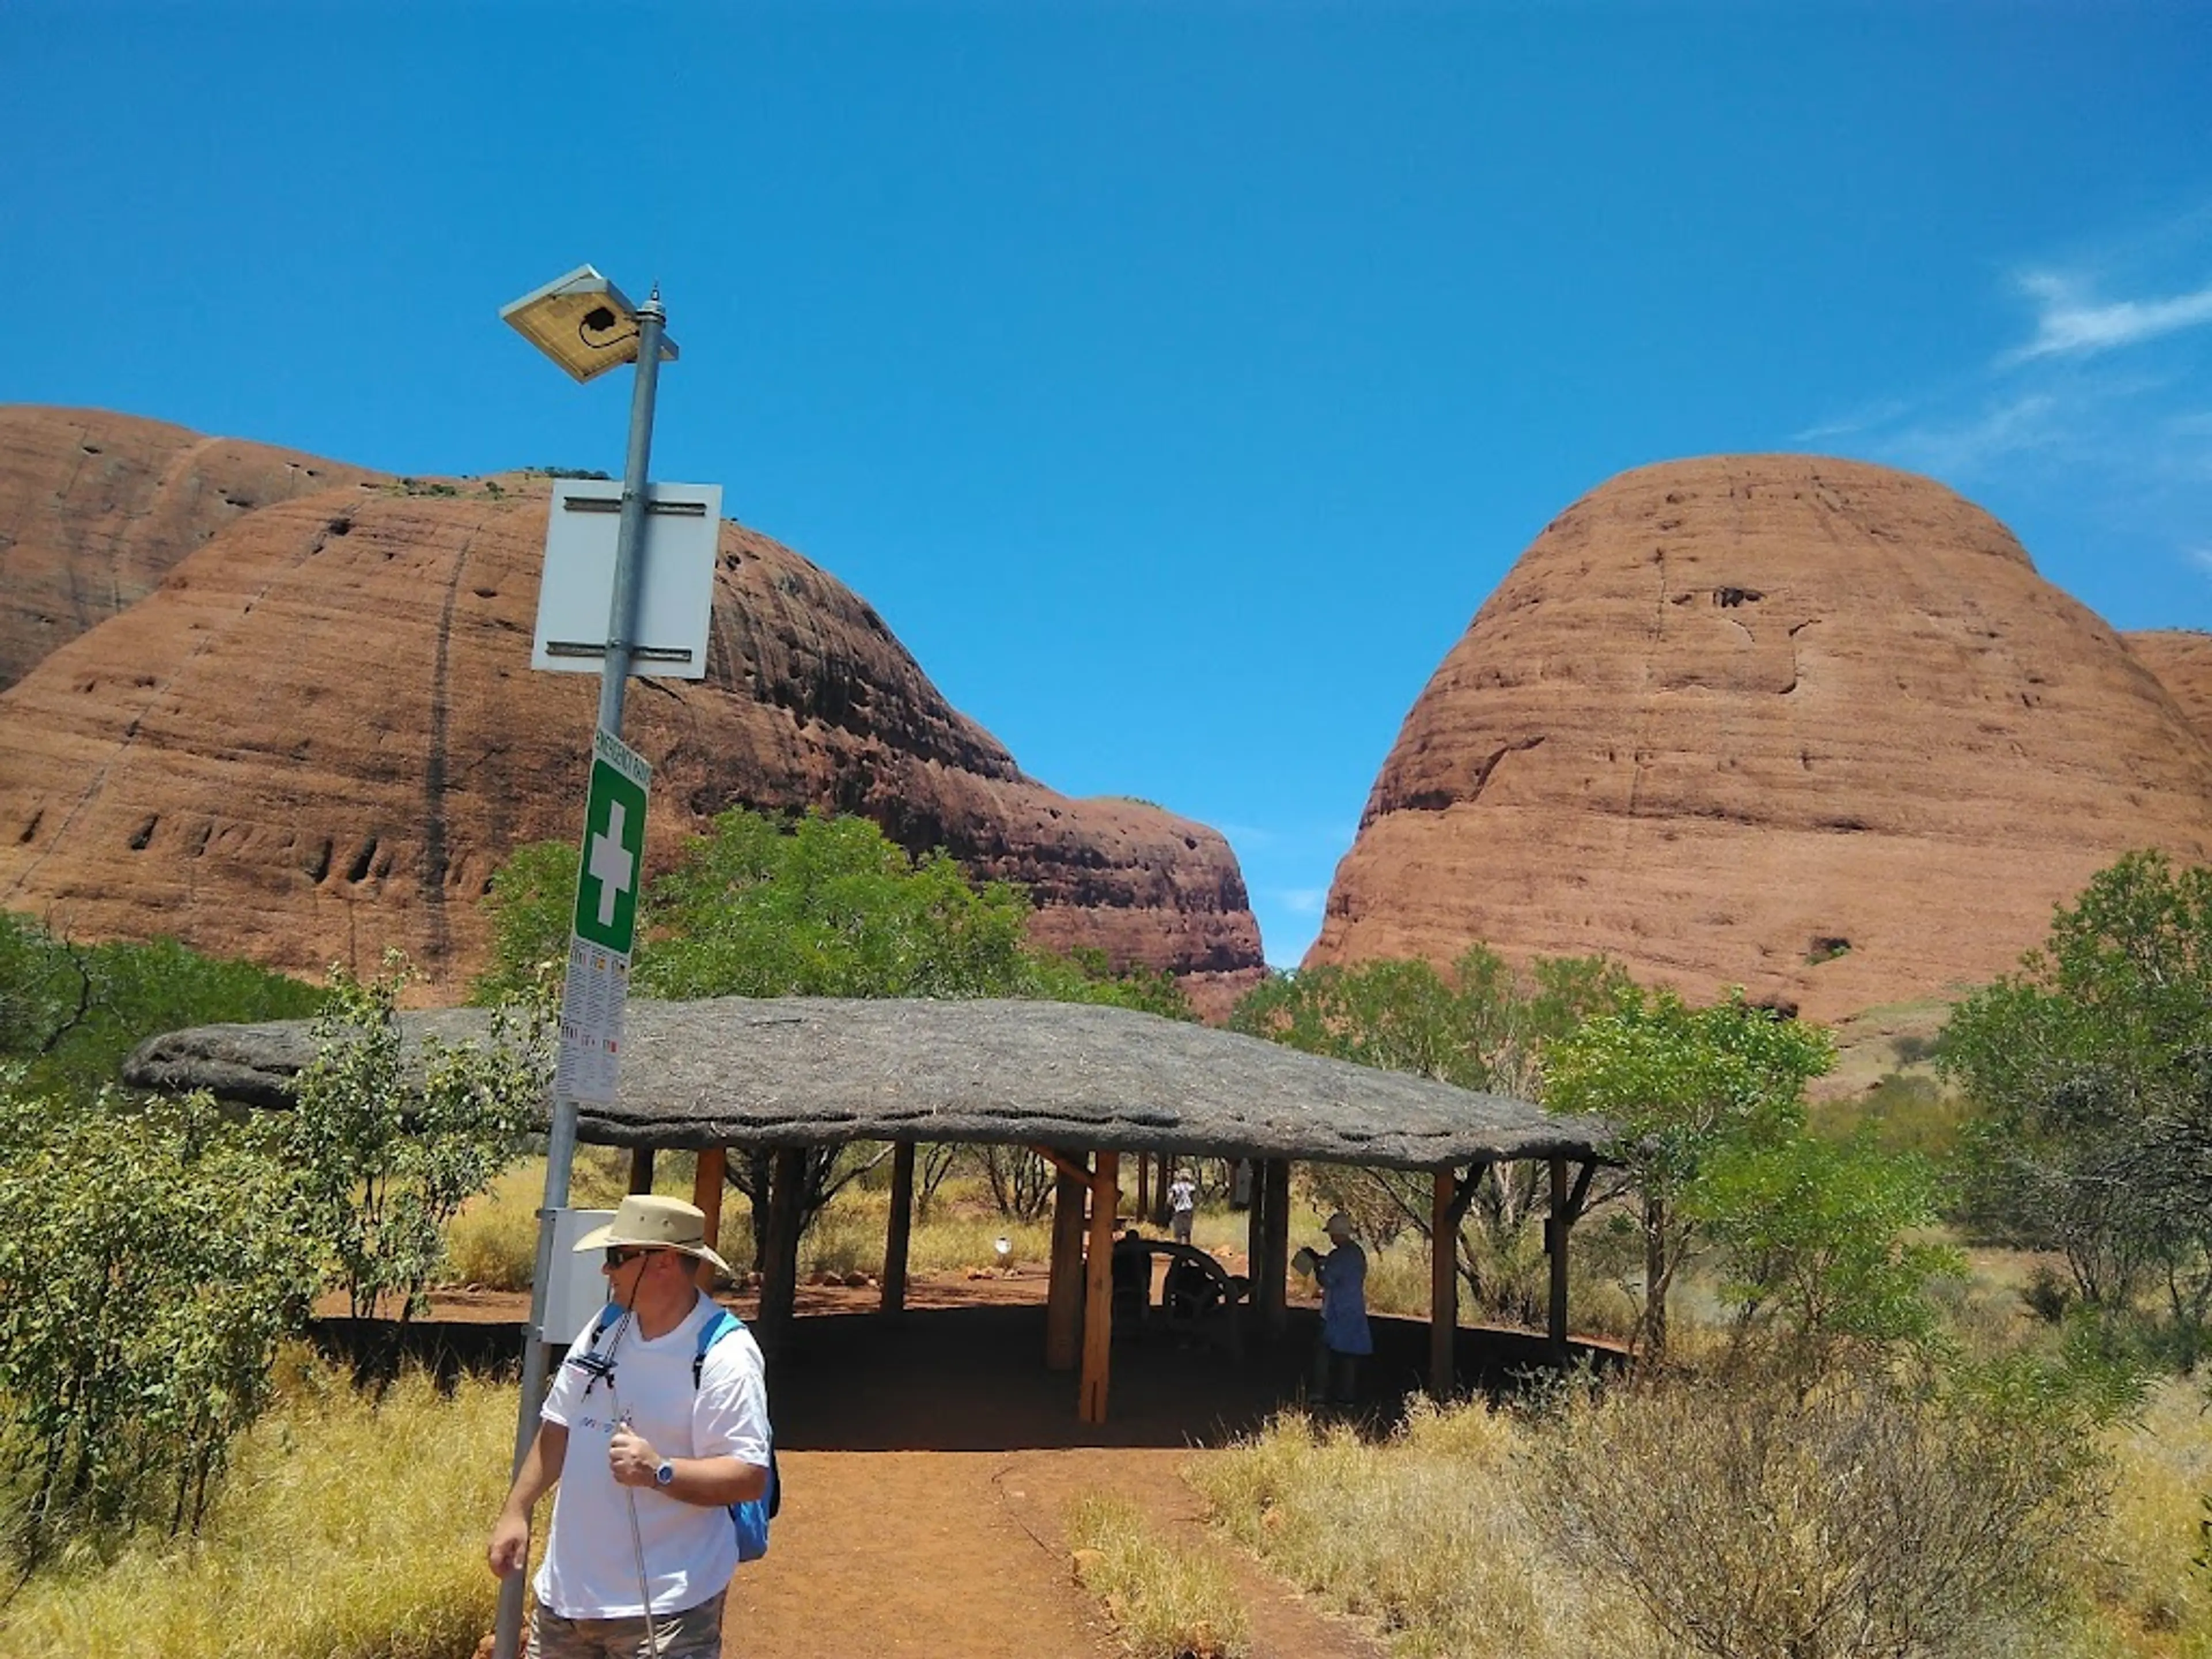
[574,1194,731,1275]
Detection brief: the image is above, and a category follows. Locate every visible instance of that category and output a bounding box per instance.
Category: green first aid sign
[572,729,651,955]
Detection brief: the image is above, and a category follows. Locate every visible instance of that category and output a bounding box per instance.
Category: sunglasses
[604,1246,659,1270]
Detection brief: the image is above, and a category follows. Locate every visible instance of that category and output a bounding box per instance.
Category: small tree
[0,1078,316,1565]
[1232,948,1630,1320]
[0,911,323,1096]
[1688,1131,1963,1378]
[1544,987,1835,1358]
[1942,851,2212,1348]
[288,955,541,1320]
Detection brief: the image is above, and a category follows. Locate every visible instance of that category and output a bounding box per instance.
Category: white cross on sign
[571,732,650,955]
[588,802,635,930]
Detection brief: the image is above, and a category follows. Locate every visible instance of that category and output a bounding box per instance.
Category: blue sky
[7,3,2210,966]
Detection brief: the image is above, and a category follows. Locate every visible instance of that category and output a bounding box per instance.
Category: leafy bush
[1942,850,2212,1344]
[1533,1368,2103,1659]
[1688,1131,1963,1376]
[0,912,322,1097]
[0,1081,317,1566]
[289,957,543,1319]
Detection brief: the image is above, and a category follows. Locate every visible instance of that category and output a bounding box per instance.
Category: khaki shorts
[527,1589,725,1659]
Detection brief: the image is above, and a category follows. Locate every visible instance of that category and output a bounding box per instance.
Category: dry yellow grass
[2090,1378,2212,1656]
[0,1355,513,1659]
[1068,1491,1251,1659]
[1190,1400,1647,1659]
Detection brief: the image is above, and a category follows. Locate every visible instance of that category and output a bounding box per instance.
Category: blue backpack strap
[693,1305,780,1554]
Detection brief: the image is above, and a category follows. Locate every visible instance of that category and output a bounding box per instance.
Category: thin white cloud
[1881,393,2058,480]
[2189,547,2212,578]
[2010,270,2212,362]
[1274,886,1329,916]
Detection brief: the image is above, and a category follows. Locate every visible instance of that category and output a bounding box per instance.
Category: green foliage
[469,840,580,1006]
[1228,946,1628,1096]
[1941,851,2212,1346]
[1688,1132,1963,1374]
[1234,949,1630,1324]
[0,911,323,1097]
[0,1078,317,1565]
[639,809,1035,999]
[1545,987,1836,1357]
[288,956,541,1320]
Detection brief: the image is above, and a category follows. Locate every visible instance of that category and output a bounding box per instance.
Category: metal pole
[493,291,669,1659]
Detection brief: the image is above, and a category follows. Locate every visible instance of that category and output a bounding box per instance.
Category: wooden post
[691,1146,727,1291]
[627,1147,656,1194]
[1548,1156,1570,1355]
[1045,1154,1088,1370]
[1430,1168,1456,1397]
[1259,1158,1291,1339]
[1245,1158,1268,1320]
[881,1140,915,1315]
[1135,1152,1150,1222]
[1080,1150,1119,1423]
[760,1146,806,1340]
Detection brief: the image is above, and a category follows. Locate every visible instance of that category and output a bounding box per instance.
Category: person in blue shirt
[1297,1210,1371,1408]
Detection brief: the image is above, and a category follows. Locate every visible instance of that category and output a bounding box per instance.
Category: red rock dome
[1309,456,2212,1021]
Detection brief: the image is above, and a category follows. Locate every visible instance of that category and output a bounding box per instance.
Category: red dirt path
[456,1269,1389,1658]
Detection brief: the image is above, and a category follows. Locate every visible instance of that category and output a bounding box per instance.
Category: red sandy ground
[444,1266,1391,1658]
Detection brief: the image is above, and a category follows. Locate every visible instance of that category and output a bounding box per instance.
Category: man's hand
[608,1425,661,1488]
[487,1512,529,1578]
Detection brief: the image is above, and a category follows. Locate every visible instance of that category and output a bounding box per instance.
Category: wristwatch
[654,1459,675,1487]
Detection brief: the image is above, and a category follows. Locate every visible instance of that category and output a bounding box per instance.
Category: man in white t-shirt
[1166,1171,1198,1244]
[488,1195,771,1659]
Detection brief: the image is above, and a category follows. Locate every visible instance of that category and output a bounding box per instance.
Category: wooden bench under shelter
[126,997,1615,1425]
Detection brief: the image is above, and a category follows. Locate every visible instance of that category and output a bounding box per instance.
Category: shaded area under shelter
[127,997,1618,1424]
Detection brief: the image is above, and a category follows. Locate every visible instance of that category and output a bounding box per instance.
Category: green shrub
[1533,1368,2103,1659]
[289,957,541,1319]
[0,1082,317,1565]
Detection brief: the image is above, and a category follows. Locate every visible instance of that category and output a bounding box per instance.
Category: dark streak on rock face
[0,410,1263,1000]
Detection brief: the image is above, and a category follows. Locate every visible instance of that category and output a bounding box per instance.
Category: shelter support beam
[1046,1152,1088,1371]
[1430,1171,1454,1396]
[760,1146,805,1341]
[627,1148,656,1194]
[1245,1159,1267,1337]
[691,1146,726,1291]
[1259,1158,1291,1339]
[1080,1150,1119,1423]
[881,1141,915,1315]
[1547,1156,1575,1355]
[1427,1161,1483,1396]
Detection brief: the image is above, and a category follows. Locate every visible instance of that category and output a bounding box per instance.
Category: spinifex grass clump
[1191,1401,1626,1659]
[1067,1493,1249,1659]
[0,1357,513,1659]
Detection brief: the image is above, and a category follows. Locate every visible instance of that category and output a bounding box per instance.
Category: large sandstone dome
[0,406,384,690]
[0,410,1261,1001]
[1309,455,2212,1022]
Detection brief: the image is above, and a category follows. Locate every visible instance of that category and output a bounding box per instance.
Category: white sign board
[542,1207,617,1341]
[532,481,721,678]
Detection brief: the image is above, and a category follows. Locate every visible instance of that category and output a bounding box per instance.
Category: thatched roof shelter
[128,995,1621,1419]
[124,995,1612,1169]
